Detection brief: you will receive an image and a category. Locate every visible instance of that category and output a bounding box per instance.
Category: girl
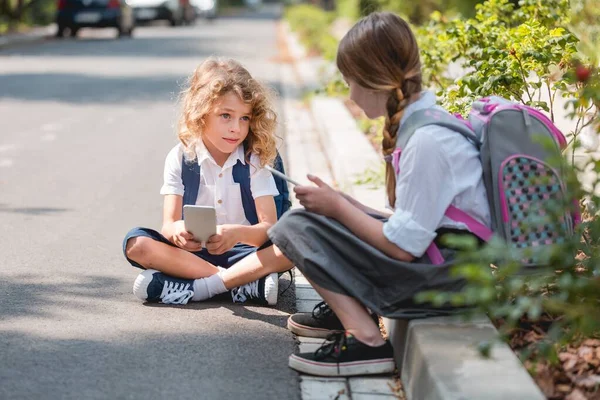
[267,12,492,377]
[122,58,293,306]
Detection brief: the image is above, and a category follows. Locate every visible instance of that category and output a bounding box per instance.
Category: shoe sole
[264,272,279,306]
[287,317,342,338]
[288,354,395,377]
[132,269,159,301]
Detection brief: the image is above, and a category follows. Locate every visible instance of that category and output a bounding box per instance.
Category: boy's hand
[294,175,345,218]
[171,220,203,252]
[206,224,239,255]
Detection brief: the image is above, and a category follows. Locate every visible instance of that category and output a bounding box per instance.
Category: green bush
[414,0,600,363]
[0,0,56,30]
[285,4,337,59]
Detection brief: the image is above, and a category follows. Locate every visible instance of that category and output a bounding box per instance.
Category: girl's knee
[125,236,153,261]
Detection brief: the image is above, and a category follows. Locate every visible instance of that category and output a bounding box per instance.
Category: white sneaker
[133,269,194,305]
[231,273,278,306]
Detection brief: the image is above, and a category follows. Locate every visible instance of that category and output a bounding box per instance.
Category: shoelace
[160,281,194,305]
[312,301,334,321]
[312,301,379,325]
[314,332,348,375]
[279,269,294,295]
[231,280,260,303]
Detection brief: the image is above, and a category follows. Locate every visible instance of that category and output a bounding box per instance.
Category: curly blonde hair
[178,58,278,167]
[337,13,422,207]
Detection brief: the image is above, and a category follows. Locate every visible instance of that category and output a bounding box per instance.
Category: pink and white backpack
[390,96,578,265]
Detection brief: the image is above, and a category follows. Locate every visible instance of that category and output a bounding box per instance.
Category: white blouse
[382,91,491,257]
[160,142,279,226]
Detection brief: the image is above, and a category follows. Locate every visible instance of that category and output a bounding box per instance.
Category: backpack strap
[398,108,481,150]
[426,207,493,265]
[233,147,291,223]
[181,156,201,216]
[445,206,493,241]
[272,152,292,216]
[232,157,259,225]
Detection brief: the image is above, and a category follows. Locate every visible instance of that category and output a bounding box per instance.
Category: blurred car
[56,0,135,38]
[129,0,195,26]
[243,0,260,10]
[190,0,217,19]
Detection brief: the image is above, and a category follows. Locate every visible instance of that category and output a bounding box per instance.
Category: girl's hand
[294,175,345,218]
[171,220,203,252]
[206,224,240,255]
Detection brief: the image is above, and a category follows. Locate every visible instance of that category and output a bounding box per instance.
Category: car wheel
[117,25,133,38]
[70,27,79,37]
[56,25,67,38]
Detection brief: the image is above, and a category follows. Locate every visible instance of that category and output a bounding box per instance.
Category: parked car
[129,0,195,26]
[190,0,217,20]
[56,0,135,38]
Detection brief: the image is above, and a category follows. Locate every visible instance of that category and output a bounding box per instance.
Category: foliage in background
[417,0,590,137]
[284,4,338,60]
[0,0,54,32]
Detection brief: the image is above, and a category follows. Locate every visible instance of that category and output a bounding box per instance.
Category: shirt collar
[195,139,246,169]
[223,143,246,169]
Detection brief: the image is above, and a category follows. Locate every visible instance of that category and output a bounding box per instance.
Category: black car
[56,0,136,38]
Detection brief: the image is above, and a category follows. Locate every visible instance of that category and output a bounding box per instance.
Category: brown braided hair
[336,12,422,206]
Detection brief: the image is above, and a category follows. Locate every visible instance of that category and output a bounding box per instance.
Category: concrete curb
[0,24,56,49]
[281,19,545,400]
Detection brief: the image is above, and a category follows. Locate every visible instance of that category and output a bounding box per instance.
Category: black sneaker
[288,332,395,377]
[287,301,379,338]
[231,272,278,306]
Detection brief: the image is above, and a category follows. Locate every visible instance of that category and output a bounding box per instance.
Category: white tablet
[183,205,217,242]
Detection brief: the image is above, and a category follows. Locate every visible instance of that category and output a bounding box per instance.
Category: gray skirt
[268,209,469,319]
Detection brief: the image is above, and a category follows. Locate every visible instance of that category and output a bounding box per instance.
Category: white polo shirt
[160,142,280,226]
[382,91,492,258]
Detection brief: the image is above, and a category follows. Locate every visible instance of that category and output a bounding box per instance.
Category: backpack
[180,143,292,224]
[393,96,578,266]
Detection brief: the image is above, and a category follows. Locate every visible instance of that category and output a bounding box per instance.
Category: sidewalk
[0,24,55,49]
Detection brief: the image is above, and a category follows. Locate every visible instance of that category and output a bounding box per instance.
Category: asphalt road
[0,5,299,399]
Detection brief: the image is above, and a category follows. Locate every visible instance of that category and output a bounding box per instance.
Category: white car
[190,0,217,19]
[129,0,195,26]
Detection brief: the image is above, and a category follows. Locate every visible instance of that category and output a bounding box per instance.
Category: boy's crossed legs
[124,229,293,306]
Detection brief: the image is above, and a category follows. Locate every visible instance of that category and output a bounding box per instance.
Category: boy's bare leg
[306,278,385,347]
[220,244,293,289]
[125,237,220,279]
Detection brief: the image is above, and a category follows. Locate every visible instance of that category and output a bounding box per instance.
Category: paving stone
[351,394,401,400]
[295,287,323,301]
[300,376,350,400]
[348,377,398,396]
[297,299,322,313]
